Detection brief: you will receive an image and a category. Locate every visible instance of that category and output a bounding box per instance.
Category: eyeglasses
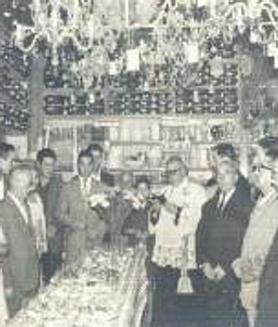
[252,164,273,173]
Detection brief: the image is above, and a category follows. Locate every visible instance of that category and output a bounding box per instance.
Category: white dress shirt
[217,187,236,211]
[28,193,48,255]
[79,177,93,201]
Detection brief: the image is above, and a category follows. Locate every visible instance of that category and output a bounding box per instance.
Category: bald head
[8,165,32,200]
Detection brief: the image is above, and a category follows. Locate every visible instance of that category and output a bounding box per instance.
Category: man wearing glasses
[251,137,278,327]
[237,137,278,327]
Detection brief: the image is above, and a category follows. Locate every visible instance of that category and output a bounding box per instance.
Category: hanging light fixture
[10,0,278,86]
[12,1,101,63]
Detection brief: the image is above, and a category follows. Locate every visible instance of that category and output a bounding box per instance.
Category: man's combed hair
[78,149,93,162]
[212,143,238,162]
[87,144,103,155]
[36,148,57,164]
[258,136,278,160]
[134,175,151,190]
[0,142,15,159]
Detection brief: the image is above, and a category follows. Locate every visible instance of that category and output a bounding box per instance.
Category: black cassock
[195,180,253,327]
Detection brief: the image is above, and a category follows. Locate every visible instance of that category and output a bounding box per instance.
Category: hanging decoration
[10,0,278,89]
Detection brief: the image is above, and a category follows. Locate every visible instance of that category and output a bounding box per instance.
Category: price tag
[126,49,140,71]
[187,43,199,63]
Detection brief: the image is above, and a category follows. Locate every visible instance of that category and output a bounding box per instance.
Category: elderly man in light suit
[58,150,108,266]
[236,137,278,327]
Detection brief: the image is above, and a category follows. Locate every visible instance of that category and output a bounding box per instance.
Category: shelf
[106,167,165,172]
[105,167,211,172]
[110,141,162,146]
[185,85,238,90]
[44,113,240,121]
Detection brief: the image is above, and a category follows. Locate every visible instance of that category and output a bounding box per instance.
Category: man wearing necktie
[196,160,254,327]
[58,150,108,266]
[0,165,39,318]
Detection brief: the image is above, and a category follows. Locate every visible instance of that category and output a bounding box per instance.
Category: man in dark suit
[58,150,108,265]
[36,148,63,284]
[0,165,39,318]
[196,160,253,327]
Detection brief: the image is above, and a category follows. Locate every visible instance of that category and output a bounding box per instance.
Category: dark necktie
[218,192,226,212]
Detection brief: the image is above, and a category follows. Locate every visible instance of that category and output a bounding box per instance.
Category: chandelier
[12,0,124,65]
[11,0,278,86]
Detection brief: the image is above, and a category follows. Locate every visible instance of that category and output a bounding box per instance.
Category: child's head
[134,176,151,198]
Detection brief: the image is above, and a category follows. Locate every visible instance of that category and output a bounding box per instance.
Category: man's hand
[214,265,226,280]
[201,262,216,280]
[241,259,258,283]
[232,258,241,278]
[163,201,179,215]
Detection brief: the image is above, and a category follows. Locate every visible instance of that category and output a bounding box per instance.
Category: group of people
[0,138,278,327]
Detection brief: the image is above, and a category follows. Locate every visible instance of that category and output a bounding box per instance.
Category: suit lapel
[221,188,238,218]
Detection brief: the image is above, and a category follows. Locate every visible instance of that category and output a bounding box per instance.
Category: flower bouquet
[88,193,110,209]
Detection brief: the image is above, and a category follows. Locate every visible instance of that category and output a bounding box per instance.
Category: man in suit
[0,165,39,318]
[253,137,278,327]
[0,143,16,201]
[58,150,108,266]
[36,148,63,284]
[238,137,278,327]
[196,159,253,327]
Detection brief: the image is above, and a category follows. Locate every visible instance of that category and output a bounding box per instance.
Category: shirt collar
[218,187,236,207]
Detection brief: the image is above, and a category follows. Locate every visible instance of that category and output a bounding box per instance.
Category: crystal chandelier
[10,0,278,84]
[12,0,110,65]
[149,0,278,69]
